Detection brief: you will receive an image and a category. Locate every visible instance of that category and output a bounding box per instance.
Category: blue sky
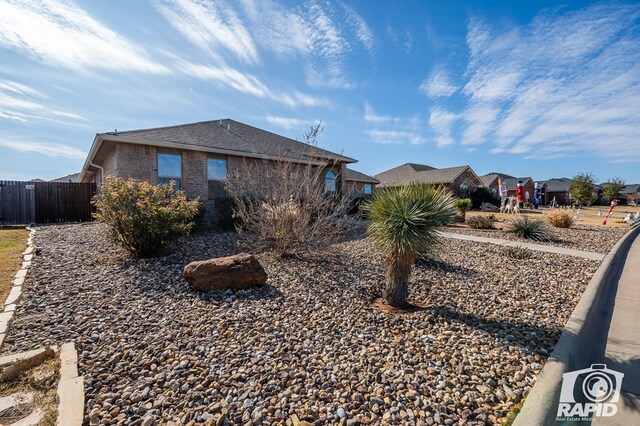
[0,0,639,183]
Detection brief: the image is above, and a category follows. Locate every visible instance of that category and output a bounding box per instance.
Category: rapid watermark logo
[557,364,624,421]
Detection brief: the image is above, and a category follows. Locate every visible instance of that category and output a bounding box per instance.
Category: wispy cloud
[428,108,459,147]
[364,102,424,145]
[419,66,458,97]
[0,0,168,73]
[154,0,373,90]
[153,0,259,64]
[178,60,329,107]
[337,1,374,51]
[264,115,318,130]
[433,3,640,162]
[0,137,86,160]
[387,25,413,53]
[0,79,84,124]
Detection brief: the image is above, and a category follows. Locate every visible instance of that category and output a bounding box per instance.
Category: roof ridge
[102,118,231,135]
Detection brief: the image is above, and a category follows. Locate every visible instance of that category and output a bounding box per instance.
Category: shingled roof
[622,184,640,194]
[479,173,499,188]
[98,118,354,163]
[544,178,573,192]
[344,168,379,183]
[502,177,534,190]
[375,163,479,187]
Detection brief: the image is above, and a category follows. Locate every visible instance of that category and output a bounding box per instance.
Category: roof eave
[81,134,355,174]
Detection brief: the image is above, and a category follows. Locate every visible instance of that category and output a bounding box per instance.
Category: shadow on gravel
[427,305,557,355]
[194,284,284,303]
[414,258,477,277]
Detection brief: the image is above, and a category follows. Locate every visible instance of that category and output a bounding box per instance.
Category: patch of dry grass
[0,228,28,302]
[0,356,59,425]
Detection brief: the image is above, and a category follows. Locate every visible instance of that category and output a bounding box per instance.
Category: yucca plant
[362,183,456,307]
[454,198,473,221]
[509,217,554,242]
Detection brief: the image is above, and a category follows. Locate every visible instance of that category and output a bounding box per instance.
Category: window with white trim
[364,183,372,195]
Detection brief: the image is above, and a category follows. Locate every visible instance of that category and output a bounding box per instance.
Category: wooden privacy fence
[0,181,96,224]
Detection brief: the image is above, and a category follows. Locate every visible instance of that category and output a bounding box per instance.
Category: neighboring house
[375,163,483,197]
[79,119,357,202]
[478,172,515,194]
[621,184,640,206]
[344,168,379,198]
[51,173,80,183]
[502,177,535,203]
[544,178,573,205]
[479,173,500,194]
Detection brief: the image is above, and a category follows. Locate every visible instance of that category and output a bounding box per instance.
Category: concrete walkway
[441,232,606,261]
[593,232,640,425]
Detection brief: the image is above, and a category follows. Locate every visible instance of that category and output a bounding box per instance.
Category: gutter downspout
[89,161,104,185]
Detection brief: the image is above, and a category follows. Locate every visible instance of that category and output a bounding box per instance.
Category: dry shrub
[226,125,354,257]
[547,210,574,228]
[466,215,495,229]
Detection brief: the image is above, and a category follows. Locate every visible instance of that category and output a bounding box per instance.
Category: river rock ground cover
[4,223,604,425]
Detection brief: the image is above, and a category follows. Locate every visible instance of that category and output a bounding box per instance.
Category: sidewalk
[440,231,606,260]
[593,232,640,425]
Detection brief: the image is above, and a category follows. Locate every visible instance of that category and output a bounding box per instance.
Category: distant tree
[570,172,597,206]
[601,177,626,203]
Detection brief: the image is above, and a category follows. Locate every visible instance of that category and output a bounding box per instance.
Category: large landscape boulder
[183,253,268,291]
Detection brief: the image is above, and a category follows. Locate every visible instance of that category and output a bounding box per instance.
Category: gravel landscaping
[4,223,605,425]
[446,223,628,253]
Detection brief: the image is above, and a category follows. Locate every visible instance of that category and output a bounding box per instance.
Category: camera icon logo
[557,364,624,419]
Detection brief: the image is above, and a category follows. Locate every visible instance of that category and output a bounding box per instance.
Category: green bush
[547,210,574,228]
[466,215,495,229]
[454,198,473,221]
[509,217,554,242]
[94,176,201,257]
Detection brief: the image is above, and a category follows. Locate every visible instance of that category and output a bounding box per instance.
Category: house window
[325,171,336,192]
[158,153,181,188]
[364,183,372,195]
[459,182,469,198]
[207,158,227,198]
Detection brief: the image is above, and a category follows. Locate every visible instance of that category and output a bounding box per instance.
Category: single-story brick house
[621,184,640,206]
[375,163,483,197]
[344,168,379,198]
[502,177,535,203]
[479,172,515,194]
[544,178,573,205]
[79,119,357,201]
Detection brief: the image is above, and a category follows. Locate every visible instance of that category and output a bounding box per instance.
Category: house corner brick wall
[113,143,157,183]
[182,151,208,200]
[450,169,481,197]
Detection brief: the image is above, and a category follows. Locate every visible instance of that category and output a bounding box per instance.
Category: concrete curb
[0,227,35,350]
[514,225,640,426]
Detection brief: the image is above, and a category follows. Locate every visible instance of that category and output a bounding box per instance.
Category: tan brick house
[79,119,357,200]
[374,163,483,197]
[344,168,379,198]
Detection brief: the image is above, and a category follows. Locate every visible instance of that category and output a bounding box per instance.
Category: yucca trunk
[384,252,413,307]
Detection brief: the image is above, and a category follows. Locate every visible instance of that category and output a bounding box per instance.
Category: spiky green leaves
[362,183,456,259]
